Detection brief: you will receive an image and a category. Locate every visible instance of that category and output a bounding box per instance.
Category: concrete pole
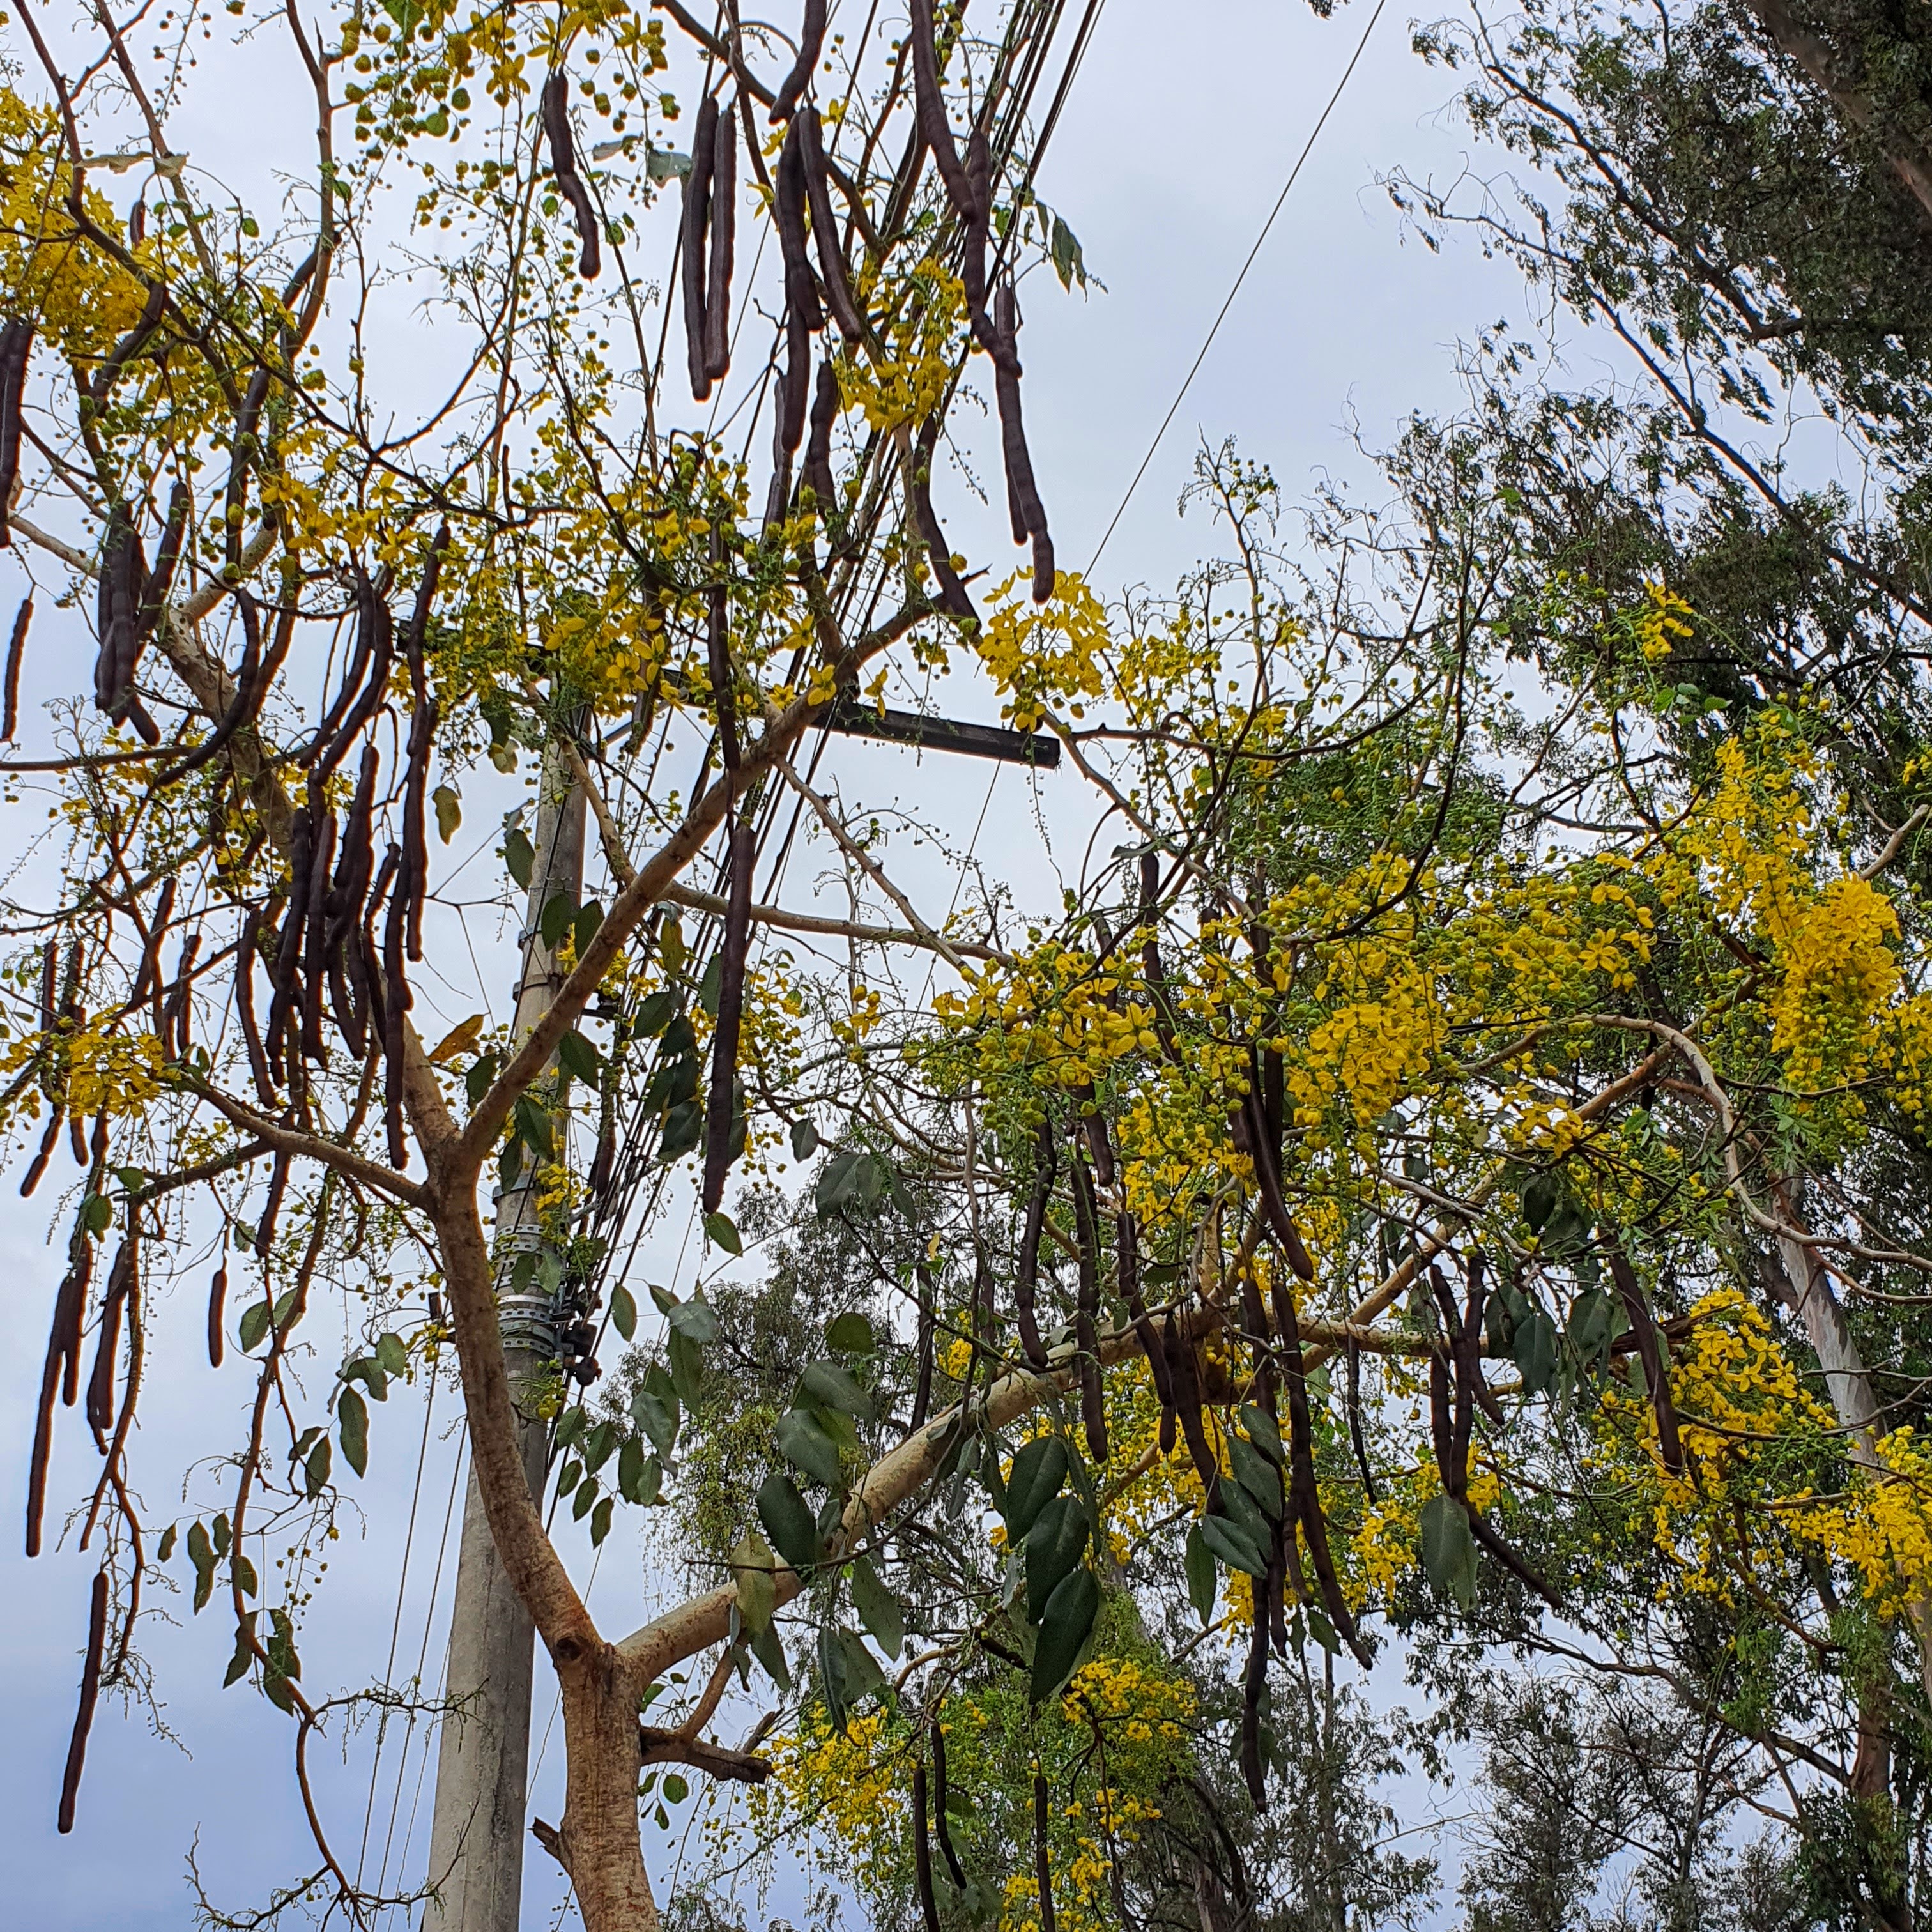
[424,748,586,1932]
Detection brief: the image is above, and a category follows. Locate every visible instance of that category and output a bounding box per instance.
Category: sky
[0,0,1535,1922]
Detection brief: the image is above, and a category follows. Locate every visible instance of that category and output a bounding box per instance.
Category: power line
[1085,0,1389,574]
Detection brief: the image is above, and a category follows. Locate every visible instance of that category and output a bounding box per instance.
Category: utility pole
[424,746,585,1932]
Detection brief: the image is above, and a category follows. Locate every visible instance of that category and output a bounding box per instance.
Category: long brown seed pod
[909,0,977,223]
[1032,1772,1057,1932]
[799,108,864,342]
[256,1149,290,1261]
[910,440,977,625]
[702,814,755,1215]
[304,574,378,767]
[1344,1336,1377,1505]
[95,500,146,720]
[164,931,202,1059]
[323,742,380,958]
[1239,1088,1314,1280]
[962,129,1012,372]
[1239,1575,1270,1805]
[912,1759,942,1932]
[0,317,34,544]
[38,931,55,1032]
[20,1108,61,1197]
[86,1236,135,1438]
[223,364,273,574]
[683,94,718,402]
[1607,1244,1684,1474]
[770,0,827,121]
[803,354,840,523]
[781,302,811,456]
[314,579,394,779]
[703,102,736,382]
[992,286,1053,601]
[234,907,277,1108]
[1071,1145,1108,1468]
[708,525,738,770]
[1116,1209,1173,1410]
[154,588,271,787]
[1014,1116,1055,1369]
[135,482,188,640]
[2,592,30,739]
[931,1717,967,1887]
[775,119,824,335]
[542,72,602,279]
[268,806,312,1059]
[207,1264,227,1368]
[382,844,410,1167]
[300,795,337,1062]
[131,877,174,1018]
[1163,1310,1220,1497]
[27,1251,88,1555]
[57,1569,109,1833]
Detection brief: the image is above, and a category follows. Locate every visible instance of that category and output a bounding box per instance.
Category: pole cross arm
[823,695,1061,767]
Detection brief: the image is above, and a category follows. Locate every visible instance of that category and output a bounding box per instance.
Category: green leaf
[1184,1523,1217,1623]
[848,1553,904,1660]
[262,1670,296,1714]
[818,1623,851,1735]
[558,1029,602,1087]
[433,784,461,843]
[572,1475,599,1521]
[749,1623,790,1691]
[1514,1308,1558,1395]
[1237,1404,1284,1466]
[776,1407,844,1490]
[814,1150,870,1218]
[238,1300,272,1353]
[233,1552,258,1598]
[668,1296,719,1344]
[632,990,677,1038]
[114,1165,146,1192]
[590,1496,614,1545]
[661,1772,689,1804]
[303,1435,332,1497]
[731,1531,778,1637]
[157,1524,177,1563]
[338,1386,369,1477]
[1030,1568,1100,1703]
[583,1420,618,1474]
[223,1614,257,1687]
[504,824,535,889]
[1229,1434,1284,1522]
[574,900,605,956]
[659,1097,705,1161]
[1520,1171,1558,1232]
[344,1357,389,1401]
[514,1094,554,1159]
[697,953,723,1017]
[1004,1436,1070,1543]
[188,1520,216,1613]
[1420,1492,1478,1609]
[836,1626,885,1706]
[212,1514,231,1557]
[631,1384,680,1458]
[617,1438,645,1503]
[799,1359,875,1423]
[1024,1495,1091,1623]
[1218,1472,1273,1551]
[556,1459,583,1500]
[554,1404,588,1448]
[790,1117,820,1160]
[375,1331,409,1378]
[704,1211,742,1255]
[1199,1511,1268,1578]
[668,1326,705,1404]
[540,890,575,951]
[611,1284,637,1342]
[80,1192,113,1236]
[1049,211,1085,289]
[756,1471,820,1574]
[825,1310,874,1356]
[658,917,686,976]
